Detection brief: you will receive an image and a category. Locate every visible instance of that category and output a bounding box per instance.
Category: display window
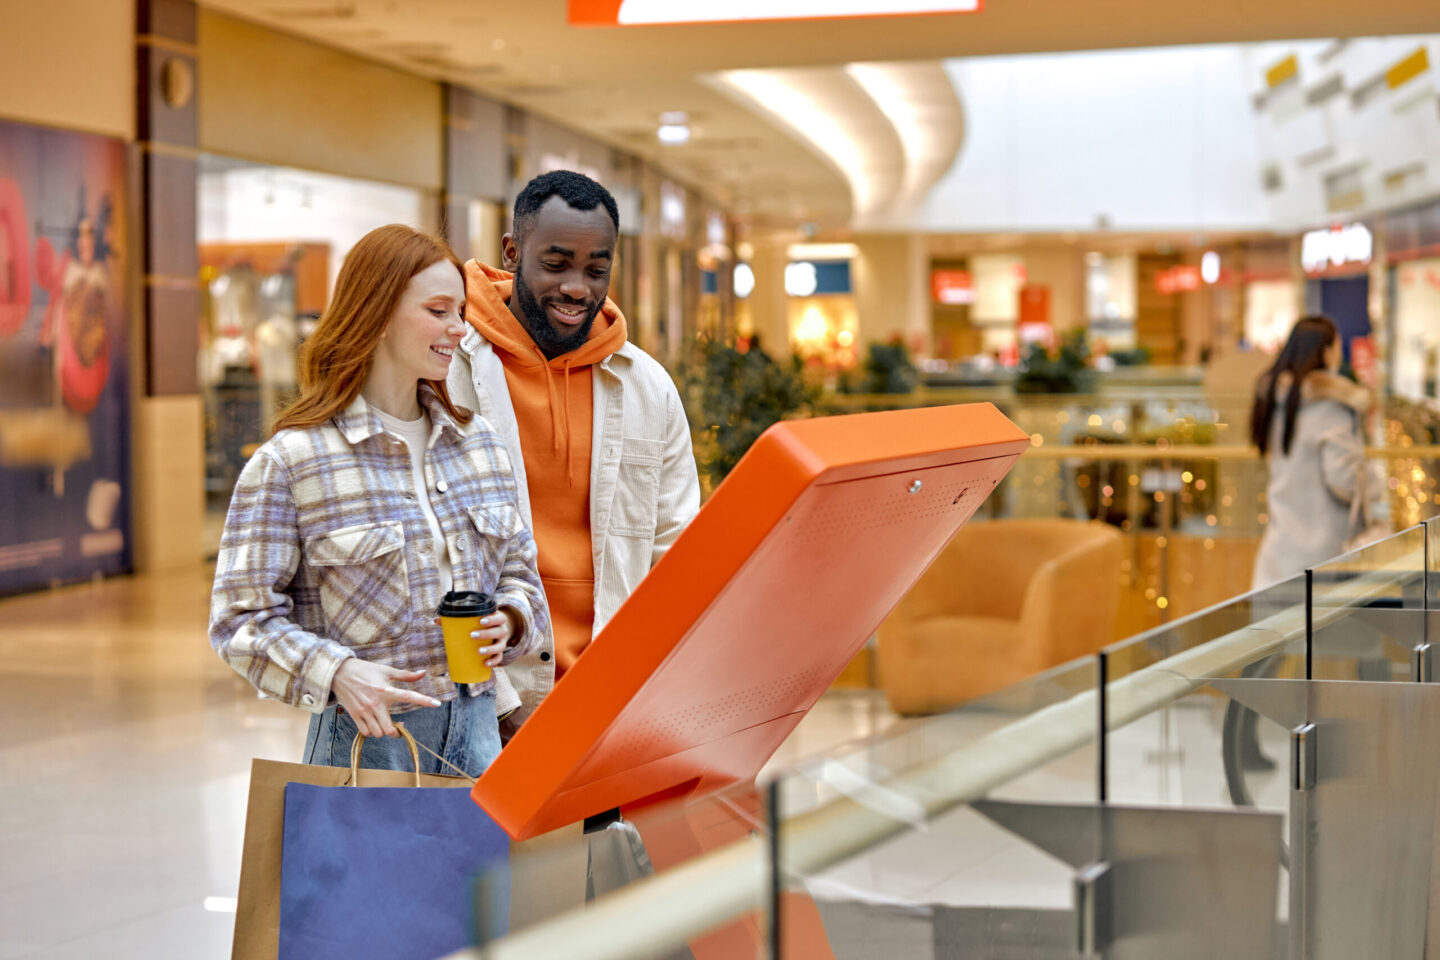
[1085,251,1137,353]
[1243,280,1300,352]
[1393,259,1440,401]
[197,155,437,552]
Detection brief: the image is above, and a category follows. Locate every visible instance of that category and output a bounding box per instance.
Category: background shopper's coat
[1251,370,1376,588]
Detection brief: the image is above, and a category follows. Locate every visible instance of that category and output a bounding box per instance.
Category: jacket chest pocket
[608,437,663,537]
[456,503,522,586]
[305,521,409,647]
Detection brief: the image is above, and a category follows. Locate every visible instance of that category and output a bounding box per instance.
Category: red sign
[1155,265,1202,295]
[1017,284,1052,345]
[931,269,973,305]
[1350,335,1379,390]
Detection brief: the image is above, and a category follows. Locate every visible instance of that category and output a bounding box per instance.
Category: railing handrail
[455,545,1427,960]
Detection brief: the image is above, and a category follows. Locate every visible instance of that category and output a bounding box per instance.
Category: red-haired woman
[210,224,548,776]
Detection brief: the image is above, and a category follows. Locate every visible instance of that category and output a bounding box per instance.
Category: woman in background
[1250,315,1378,588]
[1239,316,1380,770]
[209,224,547,776]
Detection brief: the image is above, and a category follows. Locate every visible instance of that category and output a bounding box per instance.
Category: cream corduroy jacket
[446,326,701,729]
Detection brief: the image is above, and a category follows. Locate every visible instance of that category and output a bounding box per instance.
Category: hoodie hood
[462,259,627,485]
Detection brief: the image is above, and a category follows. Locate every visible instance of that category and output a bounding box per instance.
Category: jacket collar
[1296,370,1370,412]
[333,383,464,446]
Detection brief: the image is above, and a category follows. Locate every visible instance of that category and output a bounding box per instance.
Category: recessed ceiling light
[658,124,691,145]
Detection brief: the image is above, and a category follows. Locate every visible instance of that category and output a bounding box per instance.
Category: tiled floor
[0,565,1292,959]
[0,566,907,958]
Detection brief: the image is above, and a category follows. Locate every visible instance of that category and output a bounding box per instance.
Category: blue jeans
[303,690,501,779]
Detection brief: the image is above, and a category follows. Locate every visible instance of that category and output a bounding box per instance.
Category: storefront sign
[0,119,131,593]
[1155,265,1202,294]
[931,269,973,305]
[1302,223,1373,274]
[1017,284,1051,344]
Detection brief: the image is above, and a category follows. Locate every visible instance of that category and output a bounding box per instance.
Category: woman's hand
[472,609,520,667]
[331,659,442,738]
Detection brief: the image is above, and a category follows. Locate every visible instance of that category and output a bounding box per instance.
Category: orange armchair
[876,519,1123,715]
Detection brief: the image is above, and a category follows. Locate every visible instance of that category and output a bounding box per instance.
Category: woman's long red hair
[274,224,472,433]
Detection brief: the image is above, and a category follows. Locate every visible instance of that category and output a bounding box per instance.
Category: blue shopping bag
[277,740,510,960]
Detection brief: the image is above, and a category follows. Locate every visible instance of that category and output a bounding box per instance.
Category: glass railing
[806,388,1440,638]
[449,516,1440,960]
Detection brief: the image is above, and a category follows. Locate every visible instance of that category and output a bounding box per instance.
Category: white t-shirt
[374,407,453,594]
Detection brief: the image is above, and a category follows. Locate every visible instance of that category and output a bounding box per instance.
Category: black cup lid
[437,590,497,617]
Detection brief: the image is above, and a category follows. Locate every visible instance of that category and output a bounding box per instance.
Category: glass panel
[1102,574,1309,807]
[1100,575,1310,940]
[471,778,778,954]
[1430,516,1440,609]
[1308,525,1428,681]
[778,657,1099,959]
[476,658,1098,959]
[785,656,1099,807]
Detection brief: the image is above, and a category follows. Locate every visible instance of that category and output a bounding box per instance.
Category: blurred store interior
[3,0,1440,955]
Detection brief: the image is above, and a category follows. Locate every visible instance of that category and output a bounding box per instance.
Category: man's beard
[513,263,602,359]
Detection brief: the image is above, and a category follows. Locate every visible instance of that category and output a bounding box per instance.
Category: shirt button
[301,694,315,707]
[436,480,449,493]
[456,538,468,552]
[539,651,551,662]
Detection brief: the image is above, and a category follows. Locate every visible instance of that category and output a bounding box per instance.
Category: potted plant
[677,337,819,488]
[1014,329,1098,394]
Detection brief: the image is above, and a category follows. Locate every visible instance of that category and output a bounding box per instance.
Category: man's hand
[331,659,442,738]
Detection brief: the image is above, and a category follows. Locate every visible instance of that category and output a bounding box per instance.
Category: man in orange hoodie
[447,171,700,734]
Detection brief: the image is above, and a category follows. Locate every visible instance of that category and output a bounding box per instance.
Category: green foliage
[1108,346,1151,367]
[678,338,818,486]
[859,338,919,394]
[1014,329,1098,394]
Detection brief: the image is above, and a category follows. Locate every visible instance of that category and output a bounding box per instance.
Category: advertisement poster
[0,119,130,593]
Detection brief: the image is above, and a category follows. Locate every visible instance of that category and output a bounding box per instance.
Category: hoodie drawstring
[531,344,578,489]
[562,358,575,487]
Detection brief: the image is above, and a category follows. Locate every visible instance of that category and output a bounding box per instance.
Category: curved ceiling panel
[714,67,903,227]
[714,61,964,229]
[845,61,965,225]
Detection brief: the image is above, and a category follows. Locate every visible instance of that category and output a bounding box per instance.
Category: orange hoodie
[463,260,628,677]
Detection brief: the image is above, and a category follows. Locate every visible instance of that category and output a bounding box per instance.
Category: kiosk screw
[908,480,923,494]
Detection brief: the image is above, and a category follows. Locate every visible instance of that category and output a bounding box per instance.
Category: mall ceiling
[203,0,1440,231]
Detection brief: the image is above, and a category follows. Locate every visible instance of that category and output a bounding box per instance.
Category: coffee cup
[436,590,498,684]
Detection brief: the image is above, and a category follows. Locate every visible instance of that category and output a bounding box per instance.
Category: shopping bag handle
[349,722,422,787]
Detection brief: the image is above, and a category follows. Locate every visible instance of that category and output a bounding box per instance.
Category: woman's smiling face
[372,259,466,386]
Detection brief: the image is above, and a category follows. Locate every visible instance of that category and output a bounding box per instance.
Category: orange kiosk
[472,403,1029,952]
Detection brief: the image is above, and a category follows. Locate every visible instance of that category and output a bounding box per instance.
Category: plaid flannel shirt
[209,386,549,714]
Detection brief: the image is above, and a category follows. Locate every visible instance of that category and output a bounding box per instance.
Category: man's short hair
[512,170,620,244]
